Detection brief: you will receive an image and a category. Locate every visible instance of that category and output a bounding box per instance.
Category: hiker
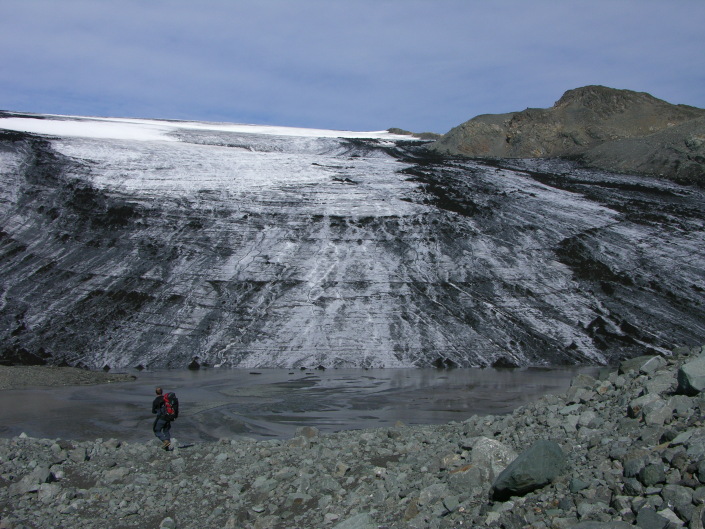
[152,387,178,450]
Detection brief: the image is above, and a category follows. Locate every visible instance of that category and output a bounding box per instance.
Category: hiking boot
[162,440,171,451]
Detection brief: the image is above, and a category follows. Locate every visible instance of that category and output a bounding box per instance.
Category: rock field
[4,345,705,528]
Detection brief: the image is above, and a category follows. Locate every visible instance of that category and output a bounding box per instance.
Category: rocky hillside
[4,345,705,528]
[430,86,705,185]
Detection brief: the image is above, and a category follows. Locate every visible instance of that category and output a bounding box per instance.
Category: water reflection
[0,366,600,443]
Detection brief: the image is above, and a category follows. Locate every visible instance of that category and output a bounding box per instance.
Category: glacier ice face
[0,113,704,368]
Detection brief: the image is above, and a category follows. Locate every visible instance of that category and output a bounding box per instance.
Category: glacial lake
[0,366,603,443]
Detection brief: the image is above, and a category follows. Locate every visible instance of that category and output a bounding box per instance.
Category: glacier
[0,111,704,368]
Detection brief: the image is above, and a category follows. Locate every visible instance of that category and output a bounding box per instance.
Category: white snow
[0,117,176,142]
[91,116,419,140]
[0,114,421,141]
[2,111,421,216]
[50,133,421,217]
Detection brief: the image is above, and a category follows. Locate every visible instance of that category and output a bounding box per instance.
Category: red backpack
[162,392,178,420]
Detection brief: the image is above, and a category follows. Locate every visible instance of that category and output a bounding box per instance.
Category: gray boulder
[470,436,518,481]
[677,357,705,395]
[628,393,662,419]
[620,355,659,375]
[642,398,673,426]
[490,440,567,500]
[8,465,53,497]
[640,355,667,375]
[69,446,88,463]
[685,429,705,460]
[645,373,676,395]
[331,513,377,529]
[636,508,671,529]
[639,464,666,486]
[660,484,694,522]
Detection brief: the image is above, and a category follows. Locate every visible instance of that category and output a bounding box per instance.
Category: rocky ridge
[5,345,705,528]
[430,85,705,185]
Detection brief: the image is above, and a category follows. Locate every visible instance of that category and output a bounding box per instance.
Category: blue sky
[2,0,703,133]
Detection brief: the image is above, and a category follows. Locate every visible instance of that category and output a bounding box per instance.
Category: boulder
[642,398,674,426]
[639,464,666,486]
[619,355,659,375]
[8,465,53,496]
[636,508,671,529]
[565,386,595,404]
[417,483,450,506]
[69,446,88,463]
[490,440,567,500]
[628,393,662,419]
[640,356,667,375]
[623,453,648,478]
[677,357,705,395]
[687,430,705,461]
[331,513,377,529]
[645,373,677,395]
[470,437,518,481]
[660,484,694,522]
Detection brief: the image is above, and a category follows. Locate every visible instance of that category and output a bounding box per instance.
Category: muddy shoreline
[0,366,136,391]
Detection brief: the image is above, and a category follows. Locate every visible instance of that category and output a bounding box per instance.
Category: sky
[1,0,704,134]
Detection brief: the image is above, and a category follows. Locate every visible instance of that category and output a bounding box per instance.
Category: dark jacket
[152,394,179,420]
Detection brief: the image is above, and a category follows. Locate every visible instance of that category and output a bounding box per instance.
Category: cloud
[1,0,703,132]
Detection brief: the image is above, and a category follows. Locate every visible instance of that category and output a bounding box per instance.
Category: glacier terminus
[0,112,703,369]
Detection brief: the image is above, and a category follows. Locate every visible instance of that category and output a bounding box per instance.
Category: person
[152,387,178,450]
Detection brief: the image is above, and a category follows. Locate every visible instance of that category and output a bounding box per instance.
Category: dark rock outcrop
[581,116,705,186]
[430,85,705,184]
[387,127,441,141]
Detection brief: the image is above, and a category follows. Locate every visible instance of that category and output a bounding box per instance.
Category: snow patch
[0,117,175,142]
[0,113,421,142]
[95,117,420,140]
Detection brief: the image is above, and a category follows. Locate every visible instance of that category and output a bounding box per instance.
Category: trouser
[153,417,172,442]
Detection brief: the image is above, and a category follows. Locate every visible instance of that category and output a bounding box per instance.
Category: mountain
[0,111,704,369]
[430,85,705,185]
